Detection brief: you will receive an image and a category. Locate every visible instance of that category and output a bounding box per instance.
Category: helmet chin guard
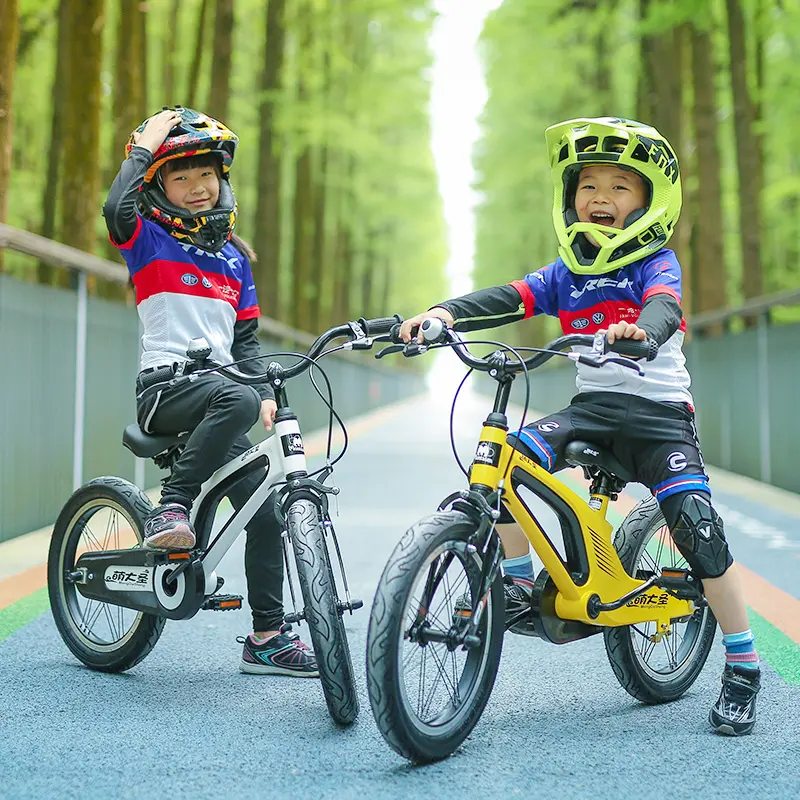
[546,117,682,274]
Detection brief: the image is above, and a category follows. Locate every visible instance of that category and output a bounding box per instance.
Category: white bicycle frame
[192,414,308,591]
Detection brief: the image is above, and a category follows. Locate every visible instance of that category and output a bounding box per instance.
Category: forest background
[1,0,799,339]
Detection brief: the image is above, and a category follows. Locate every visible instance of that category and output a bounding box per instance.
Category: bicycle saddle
[564,440,635,484]
[122,424,190,458]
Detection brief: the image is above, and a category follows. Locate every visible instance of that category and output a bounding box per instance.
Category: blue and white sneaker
[237,624,319,677]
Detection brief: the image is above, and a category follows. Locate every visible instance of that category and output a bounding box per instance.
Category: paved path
[1,389,799,800]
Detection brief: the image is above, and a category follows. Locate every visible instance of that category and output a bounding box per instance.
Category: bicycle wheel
[287,498,359,726]
[47,477,166,672]
[604,495,716,703]
[366,511,505,763]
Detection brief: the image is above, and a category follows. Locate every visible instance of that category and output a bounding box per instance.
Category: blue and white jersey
[114,216,261,371]
[510,249,692,403]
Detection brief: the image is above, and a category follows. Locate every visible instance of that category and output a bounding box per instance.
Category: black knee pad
[661,491,733,579]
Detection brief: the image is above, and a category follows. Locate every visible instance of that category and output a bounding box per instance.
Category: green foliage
[474,0,800,334]
[6,0,446,326]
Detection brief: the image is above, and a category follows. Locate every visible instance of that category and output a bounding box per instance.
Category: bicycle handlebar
[389,316,659,375]
[193,314,405,387]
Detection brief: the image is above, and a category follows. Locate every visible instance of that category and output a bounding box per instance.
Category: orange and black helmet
[126,107,238,252]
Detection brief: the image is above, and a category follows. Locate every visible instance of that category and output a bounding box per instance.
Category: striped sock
[502,554,535,581]
[722,630,760,670]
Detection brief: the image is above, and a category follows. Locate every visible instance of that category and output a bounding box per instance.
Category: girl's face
[163,162,220,213]
[574,164,647,245]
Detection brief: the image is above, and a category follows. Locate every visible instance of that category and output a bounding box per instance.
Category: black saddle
[122,424,190,459]
[564,440,635,484]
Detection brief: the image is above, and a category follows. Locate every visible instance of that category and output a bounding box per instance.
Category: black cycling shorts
[498,392,709,523]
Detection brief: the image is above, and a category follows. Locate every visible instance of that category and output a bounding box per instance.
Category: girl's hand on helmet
[133,109,183,155]
[399,308,455,343]
[603,321,647,344]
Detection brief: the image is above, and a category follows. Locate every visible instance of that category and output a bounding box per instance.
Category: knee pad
[665,492,733,579]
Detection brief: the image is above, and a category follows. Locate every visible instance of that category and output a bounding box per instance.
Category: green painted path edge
[0,588,49,644]
[2,480,798,685]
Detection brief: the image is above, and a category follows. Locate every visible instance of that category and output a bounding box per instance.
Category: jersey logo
[570,276,632,299]
[571,317,590,329]
[592,312,605,324]
[181,273,199,286]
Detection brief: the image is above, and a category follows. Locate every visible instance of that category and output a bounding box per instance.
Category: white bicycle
[47,315,402,726]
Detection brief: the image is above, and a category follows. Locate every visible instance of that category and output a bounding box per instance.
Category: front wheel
[288,499,359,726]
[604,496,717,703]
[47,477,166,672]
[366,511,505,764]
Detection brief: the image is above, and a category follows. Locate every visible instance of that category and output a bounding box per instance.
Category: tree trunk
[187,0,210,108]
[59,0,104,262]
[691,26,726,321]
[111,0,146,191]
[310,146,328,333]
[139,2,148,113]
[0,0,20,273]
[163,0,181,105]
[291,149,314,332]
[40,0,69,283]
[208,0,234,123]
[253,0,286,320]
[726,0,763,305]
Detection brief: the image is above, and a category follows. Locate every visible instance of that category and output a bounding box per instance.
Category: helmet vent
[631,142,649,163]
[558,144,570,162]
[603,136,627,154]
[576,136,598,153]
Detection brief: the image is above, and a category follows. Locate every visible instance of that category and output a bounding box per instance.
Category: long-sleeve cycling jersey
[104,146,273,400]
[435,250,692,404]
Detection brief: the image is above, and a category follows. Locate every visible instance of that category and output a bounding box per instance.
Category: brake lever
[573,352,644,375]
[376,344,404,359]
[375,341,429,359]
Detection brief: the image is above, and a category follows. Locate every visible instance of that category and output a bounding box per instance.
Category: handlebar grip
[606,337,659,361]
[359,314,404,336]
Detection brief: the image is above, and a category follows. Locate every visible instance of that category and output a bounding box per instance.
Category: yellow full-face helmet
[546,117,682,274]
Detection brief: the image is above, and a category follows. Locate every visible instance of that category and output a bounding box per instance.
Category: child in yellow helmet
[400,117,760,736]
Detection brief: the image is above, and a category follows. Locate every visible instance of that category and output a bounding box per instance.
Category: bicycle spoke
[80,523,104,553]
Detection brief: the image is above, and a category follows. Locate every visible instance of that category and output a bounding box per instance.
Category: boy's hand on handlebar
[399,308,454,343]
[602,322,647,345]
[260,399,277,431]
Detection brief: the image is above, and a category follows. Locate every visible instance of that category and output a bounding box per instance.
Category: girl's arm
[230,318,275,401]
[102,146,152,245]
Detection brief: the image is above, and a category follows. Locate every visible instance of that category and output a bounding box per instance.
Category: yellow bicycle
[366,319,715,763]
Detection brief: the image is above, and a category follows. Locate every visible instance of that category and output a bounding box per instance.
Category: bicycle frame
[469,393,697,633]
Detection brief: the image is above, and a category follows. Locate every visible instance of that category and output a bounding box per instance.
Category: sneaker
[503,576,537,636]
[143,503,196,550]
[709,665,761,736]
[452,575,537,636]
[238,624,319,677]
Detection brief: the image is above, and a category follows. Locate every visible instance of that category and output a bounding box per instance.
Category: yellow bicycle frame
[470,422,696,633]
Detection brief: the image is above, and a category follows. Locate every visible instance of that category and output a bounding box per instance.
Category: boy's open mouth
[590,211,616,226]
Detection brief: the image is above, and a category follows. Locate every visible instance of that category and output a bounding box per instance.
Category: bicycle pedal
[201,594,242,611]
[284,611,306,624]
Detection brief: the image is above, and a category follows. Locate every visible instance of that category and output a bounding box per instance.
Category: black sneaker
[709,665,761,736]
[143,503,196,549]
[503,576,537,636]
[238,624,319,677]
[453,576,537,636]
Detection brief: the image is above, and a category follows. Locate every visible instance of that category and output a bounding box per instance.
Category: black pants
[504,392,733,575]
[136,372,284,632]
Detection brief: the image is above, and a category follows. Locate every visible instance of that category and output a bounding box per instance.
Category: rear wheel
[604,496,716,703]
[366,512,505,763]
[47,477,165,672]
[288,499,359,726]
